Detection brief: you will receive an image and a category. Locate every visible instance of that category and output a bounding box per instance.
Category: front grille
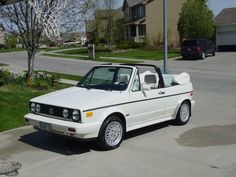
[29,102,81,122]
[40,104,66,118]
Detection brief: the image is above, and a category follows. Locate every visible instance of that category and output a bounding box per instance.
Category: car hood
[31,87,127,111]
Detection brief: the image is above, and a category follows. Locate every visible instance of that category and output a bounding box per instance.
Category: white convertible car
[25,64,195,150]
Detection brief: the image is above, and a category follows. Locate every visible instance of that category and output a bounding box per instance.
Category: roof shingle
[214,7,236,26]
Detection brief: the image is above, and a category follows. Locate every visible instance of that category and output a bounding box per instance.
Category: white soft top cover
[173,72,190,85]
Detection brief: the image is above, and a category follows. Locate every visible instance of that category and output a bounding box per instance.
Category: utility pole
[163,0,168,74]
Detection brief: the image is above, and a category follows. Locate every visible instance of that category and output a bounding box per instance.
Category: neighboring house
[61,32,87,46]
[0,26,5,47]
[86,8,124,43]
[214,7,236,51]
[122,0,185,47]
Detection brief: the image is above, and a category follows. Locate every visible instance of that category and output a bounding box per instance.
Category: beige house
[0,26,5,47]
[122,0,185,47]
[214,7,236,51]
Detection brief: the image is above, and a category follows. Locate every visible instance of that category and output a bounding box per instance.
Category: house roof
[214,7,236,26]
[122,0,145,9]
[126,0,144,6]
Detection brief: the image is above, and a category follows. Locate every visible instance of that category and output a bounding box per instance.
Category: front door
[126,72,166,126]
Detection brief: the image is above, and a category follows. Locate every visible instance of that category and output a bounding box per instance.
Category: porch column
[136,25,139,42]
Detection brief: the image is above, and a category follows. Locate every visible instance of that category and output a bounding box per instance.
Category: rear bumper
[182,52,200,58]
[24,113,101,139]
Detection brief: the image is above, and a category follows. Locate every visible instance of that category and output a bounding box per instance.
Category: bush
[96,37,107,44]
[0,69,60,90]
[0,69,11,86]
[116,41,146,50]
[9,73,27,89]
[33,71,60,89]
[95,46,112,53]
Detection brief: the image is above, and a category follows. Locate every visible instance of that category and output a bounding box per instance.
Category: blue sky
[116,0,236,16]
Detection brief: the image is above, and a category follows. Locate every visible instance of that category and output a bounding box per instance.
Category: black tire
[212,51,215,56]
[174,101,191,125]
[97,115,125,150]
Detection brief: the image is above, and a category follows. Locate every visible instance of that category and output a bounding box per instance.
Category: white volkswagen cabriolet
[24,64,195,150]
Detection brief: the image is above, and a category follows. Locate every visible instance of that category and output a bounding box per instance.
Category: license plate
[40,122,52,132]
[187,48,191,51]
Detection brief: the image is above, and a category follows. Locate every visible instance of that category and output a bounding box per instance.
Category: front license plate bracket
[40,122,52,132]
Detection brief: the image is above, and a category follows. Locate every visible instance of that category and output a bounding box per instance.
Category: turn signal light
[68,128,76,132]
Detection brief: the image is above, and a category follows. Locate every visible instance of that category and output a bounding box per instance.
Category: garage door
[217,32,236,46]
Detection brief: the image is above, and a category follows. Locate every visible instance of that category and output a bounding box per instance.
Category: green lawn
[0,48,25,53]
[57,48,87,55]
[100,49,180,60]
[0,84,71,132]
[56,48,181,60]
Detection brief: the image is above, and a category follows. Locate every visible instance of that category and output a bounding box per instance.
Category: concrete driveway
[0,52,236,177]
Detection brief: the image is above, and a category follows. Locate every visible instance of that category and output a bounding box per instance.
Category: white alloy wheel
[180,103,190,123]
[105,121,123,147]
[174,101,191,125]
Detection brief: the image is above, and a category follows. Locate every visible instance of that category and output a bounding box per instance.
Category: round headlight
[31,103,36,112]
[63,109,69,118]
[36,104,41,113]
[72,110,80,122]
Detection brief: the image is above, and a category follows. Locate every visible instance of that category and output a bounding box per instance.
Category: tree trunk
[27,49,36,80]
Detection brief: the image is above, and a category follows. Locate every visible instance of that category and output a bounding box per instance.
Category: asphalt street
[0,52,236,177]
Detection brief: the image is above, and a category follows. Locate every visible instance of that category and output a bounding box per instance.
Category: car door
[127,71,166,126]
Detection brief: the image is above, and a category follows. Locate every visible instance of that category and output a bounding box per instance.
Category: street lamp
[163,0,168,74]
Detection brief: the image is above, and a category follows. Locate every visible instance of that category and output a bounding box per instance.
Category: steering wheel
[118,82,126,86]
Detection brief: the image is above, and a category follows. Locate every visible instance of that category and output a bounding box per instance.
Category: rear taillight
[196,46,201,53]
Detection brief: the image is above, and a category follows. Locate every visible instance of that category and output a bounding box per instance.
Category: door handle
[159,91,165,95]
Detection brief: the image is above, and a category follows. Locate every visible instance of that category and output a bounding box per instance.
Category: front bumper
[24,113,101,139]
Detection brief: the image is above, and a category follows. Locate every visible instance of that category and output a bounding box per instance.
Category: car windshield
[183,40,198,46]
[77,66,133,91]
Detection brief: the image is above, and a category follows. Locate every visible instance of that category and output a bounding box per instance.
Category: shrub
[96,37,107,44]
[8,72,28,89]
[0,70,60,90]
[0,69,11,86]
[33,71,60,89]
[116,41,146,50]
[95,46,112,53]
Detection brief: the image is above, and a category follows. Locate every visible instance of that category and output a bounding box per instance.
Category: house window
[139,6,145,17]
[125,8,129,19]
[130,25,136,37]
[139,25,146,36]
[132,5,145,20]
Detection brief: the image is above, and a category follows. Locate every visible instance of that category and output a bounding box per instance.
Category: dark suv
[181,39,215,59]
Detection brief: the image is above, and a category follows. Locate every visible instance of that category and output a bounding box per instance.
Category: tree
[95,0,116,48]
[0,1,43,80]
[5,33,17,48]
[178,0,214,41]
[113,18,125,43]
[0,0,94,81]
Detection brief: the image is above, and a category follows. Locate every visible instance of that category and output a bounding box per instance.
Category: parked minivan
[181,39,215,59]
